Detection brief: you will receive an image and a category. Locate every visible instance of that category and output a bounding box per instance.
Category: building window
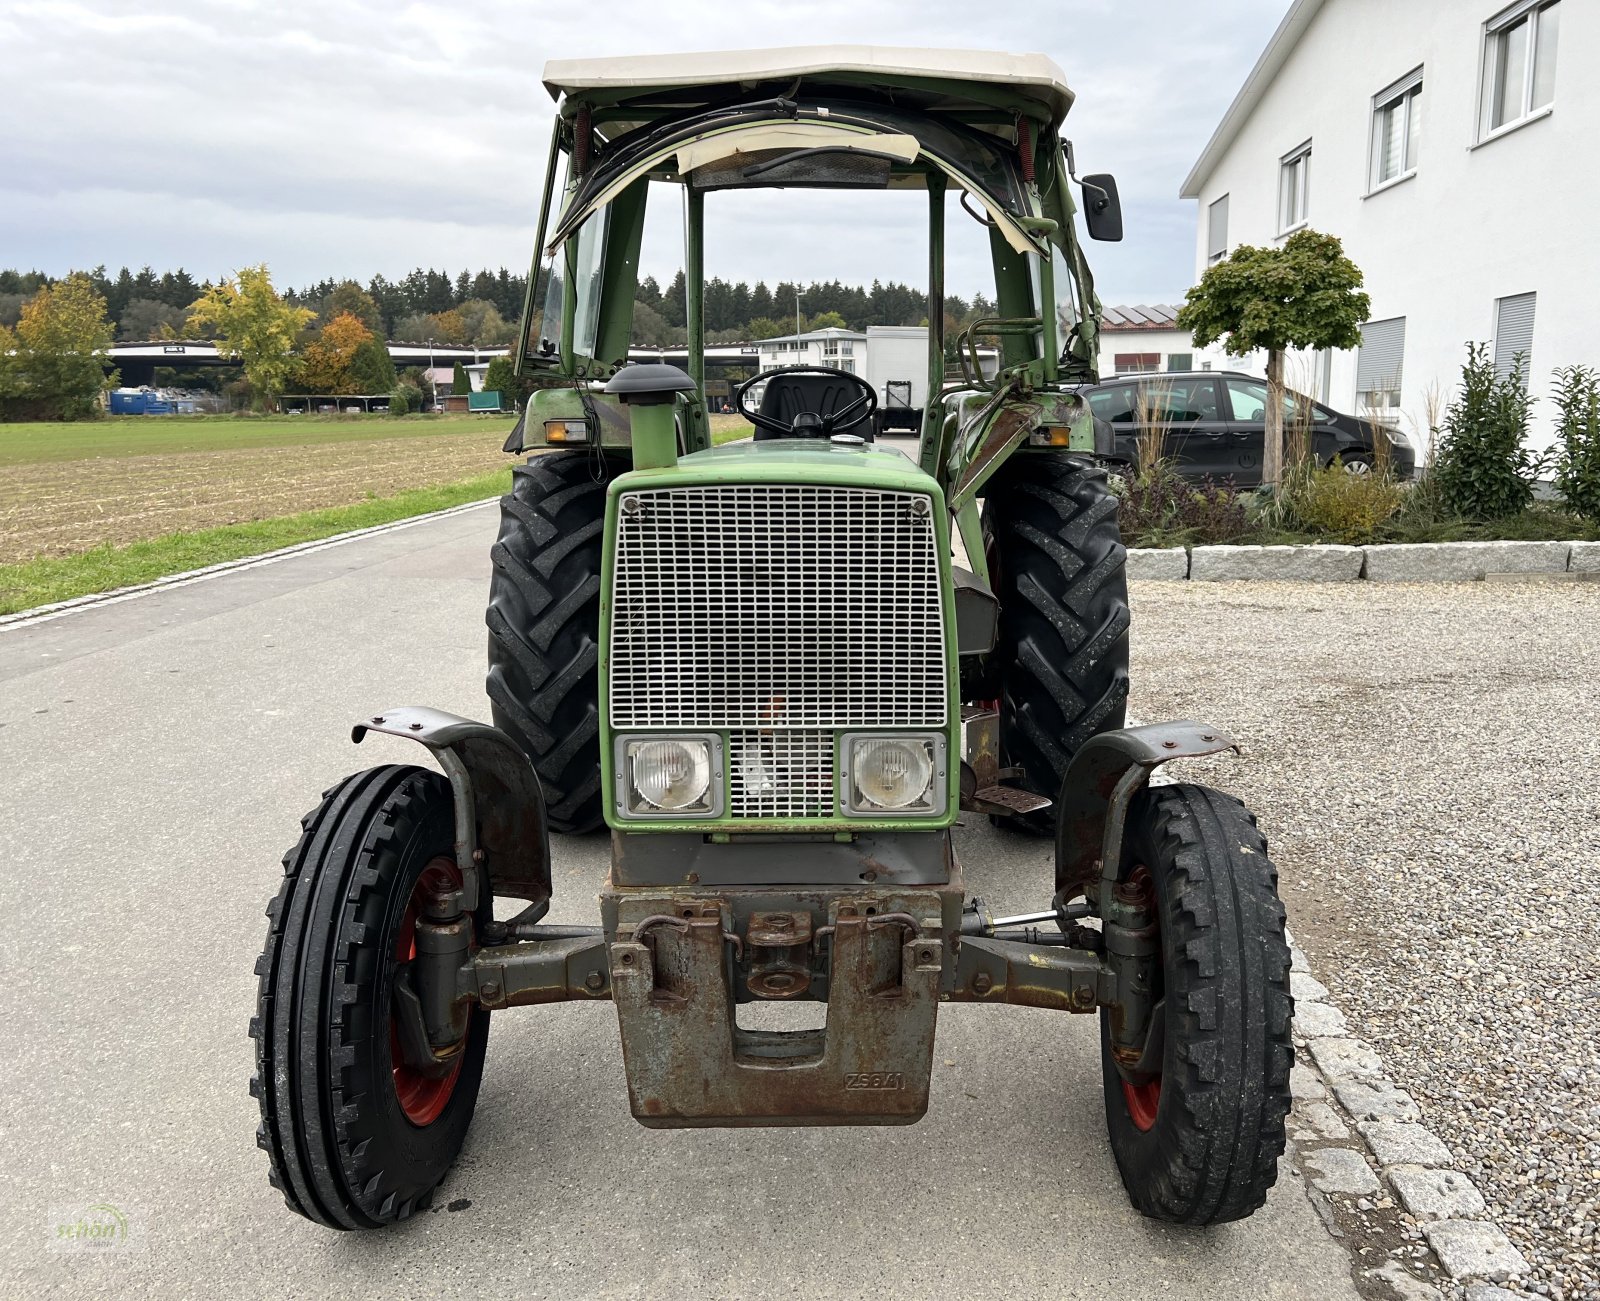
[1207,195,1229,265]
[823,339,839,355]
[1493,291,1537,381]
[1356,317,1407,416]
[1113,353,1161,375]
[1371,69,1423,189]
[1167,353,1194,372]
[1278,142,1311,233]
[836,358,857,374]
[1480,1,1559,138]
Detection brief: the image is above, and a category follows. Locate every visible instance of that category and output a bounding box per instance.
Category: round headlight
[852,738,934,810]
[631,739,711,811]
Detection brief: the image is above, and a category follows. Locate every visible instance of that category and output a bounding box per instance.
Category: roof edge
[1179,0,1327,199]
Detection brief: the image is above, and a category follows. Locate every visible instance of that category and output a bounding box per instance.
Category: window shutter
[1494,291,1537,380]
[1207,196,1229,261]
[1356,317,1407,399]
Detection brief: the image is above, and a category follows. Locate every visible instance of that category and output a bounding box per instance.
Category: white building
[1096,305,1232,377]
[1182,0,1590,450]
[754,327,867,375]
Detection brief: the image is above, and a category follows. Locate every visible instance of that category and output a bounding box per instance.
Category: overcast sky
[0,0,1287,304]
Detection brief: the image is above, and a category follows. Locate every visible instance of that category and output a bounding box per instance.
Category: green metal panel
[919,174,947,477]
[591,178,649,369]
[596,442,961,836]
[989,226,1036,371]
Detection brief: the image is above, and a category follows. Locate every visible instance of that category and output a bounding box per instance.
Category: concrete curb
[1285,926,1530,1297]
[0,497,501,632]
[1129,538,1592,583]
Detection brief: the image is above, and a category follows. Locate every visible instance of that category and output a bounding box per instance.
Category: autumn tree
[319,280,384,334]
[11,273,117,419]
[296,312,375,394]
[1177,229,1369,488]
[187,265,313,409]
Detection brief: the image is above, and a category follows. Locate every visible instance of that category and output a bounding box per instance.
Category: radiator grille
[609,483,948,817]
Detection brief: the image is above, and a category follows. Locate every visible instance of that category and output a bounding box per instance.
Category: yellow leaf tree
[187,265,313,409]
[11,273,117,419]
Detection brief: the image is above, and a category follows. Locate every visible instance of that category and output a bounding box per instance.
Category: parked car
[1082,370,1415,485]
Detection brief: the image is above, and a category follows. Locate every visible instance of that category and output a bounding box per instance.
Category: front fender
[353,706,551,913]
[1054,721,1239,902]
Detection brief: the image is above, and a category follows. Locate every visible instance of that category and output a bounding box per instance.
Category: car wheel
[1338,452,1375,475]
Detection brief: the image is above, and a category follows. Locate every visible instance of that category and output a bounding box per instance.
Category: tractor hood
[651,437,941,495]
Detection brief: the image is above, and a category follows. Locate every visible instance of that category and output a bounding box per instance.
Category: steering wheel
[734,365,878,439]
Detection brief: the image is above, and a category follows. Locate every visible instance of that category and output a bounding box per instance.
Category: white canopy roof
[543,46,1073,125]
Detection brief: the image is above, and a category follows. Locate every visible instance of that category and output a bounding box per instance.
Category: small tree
[452,360,471,395]
[187,265,313,409]
[349,337,397,394]
[1552,365,1600,523]
[12,273,117,419]
[1177,229,1370,488]
[1434,343,1540,520]
[482,355,516,404]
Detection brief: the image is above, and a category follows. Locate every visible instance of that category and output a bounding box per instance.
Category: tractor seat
[755,373,875,442]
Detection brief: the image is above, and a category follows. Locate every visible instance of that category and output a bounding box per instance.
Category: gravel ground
[1129,578,1600,1301]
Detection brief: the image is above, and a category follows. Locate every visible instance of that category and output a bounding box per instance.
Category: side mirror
[1082,173,1124,243]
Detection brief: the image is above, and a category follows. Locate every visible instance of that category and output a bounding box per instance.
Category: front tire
[983,454,1130,828]
[485,450,621,834]
[250,766,490,1229]
[1099,783,1294,1225]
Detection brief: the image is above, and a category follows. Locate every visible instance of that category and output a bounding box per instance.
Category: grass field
[0,410,753,614]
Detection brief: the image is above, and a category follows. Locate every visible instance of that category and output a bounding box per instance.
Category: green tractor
[251,47,1292,1232]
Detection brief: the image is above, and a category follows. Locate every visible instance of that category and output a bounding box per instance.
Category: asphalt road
[0,503,1357,1300]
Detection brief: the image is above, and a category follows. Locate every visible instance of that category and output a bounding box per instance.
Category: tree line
[1,263,989,351]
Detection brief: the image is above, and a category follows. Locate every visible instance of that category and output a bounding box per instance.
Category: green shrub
[1552,364,1600,523]
[1433,342,1541,520]
[482,356,517,406]
[1289,461,1402,541]
[387,386,411,416]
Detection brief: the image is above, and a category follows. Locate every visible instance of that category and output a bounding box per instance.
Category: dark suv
[1084,370,1415,485]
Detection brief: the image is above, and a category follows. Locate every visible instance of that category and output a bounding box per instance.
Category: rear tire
[250,766,490,1229]
[983,454,1130,829]
[1099,783,1294,1225]
[485,450,621,834]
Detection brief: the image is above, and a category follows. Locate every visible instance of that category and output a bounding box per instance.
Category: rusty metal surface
[949,935,1102,1011]
[948,396,1040,513]
[1053,720,1238,900]
[352,706,552,907]
[469,934,611,1009]
[600,878,961,1126]
[970,784,1052,816]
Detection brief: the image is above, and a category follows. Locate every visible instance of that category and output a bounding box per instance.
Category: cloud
[0,0,1286,302]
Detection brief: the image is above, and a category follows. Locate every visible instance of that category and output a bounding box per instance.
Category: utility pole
[794,287,802,343]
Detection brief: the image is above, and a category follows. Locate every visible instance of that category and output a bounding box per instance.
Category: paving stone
[1308,1037,1386,1081]
[1290,971,1330,1002]
[1333,1079,1422,1122]
[1389,1165,1488,1220]
[1292,1101,1350,1141]
[1127,546,1188,580]
[1359,1120,1454,1168]
[1294,1001,1348,1038]
[1421,1220,1529,1282]
[1190,543,1364,582]
[1568,540,1600,573]
[1290,1062,1327,1102]
[1362,1260,1444,1300]
[1363,540,1569,582]
[1303,1145,1380,1195]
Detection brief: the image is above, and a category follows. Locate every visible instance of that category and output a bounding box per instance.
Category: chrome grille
[608,483,948,817]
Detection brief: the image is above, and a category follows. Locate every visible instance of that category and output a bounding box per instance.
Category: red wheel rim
[1122,1078,1162,1132]
[390,858,467,1127]
[1119,863,1162,1133]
